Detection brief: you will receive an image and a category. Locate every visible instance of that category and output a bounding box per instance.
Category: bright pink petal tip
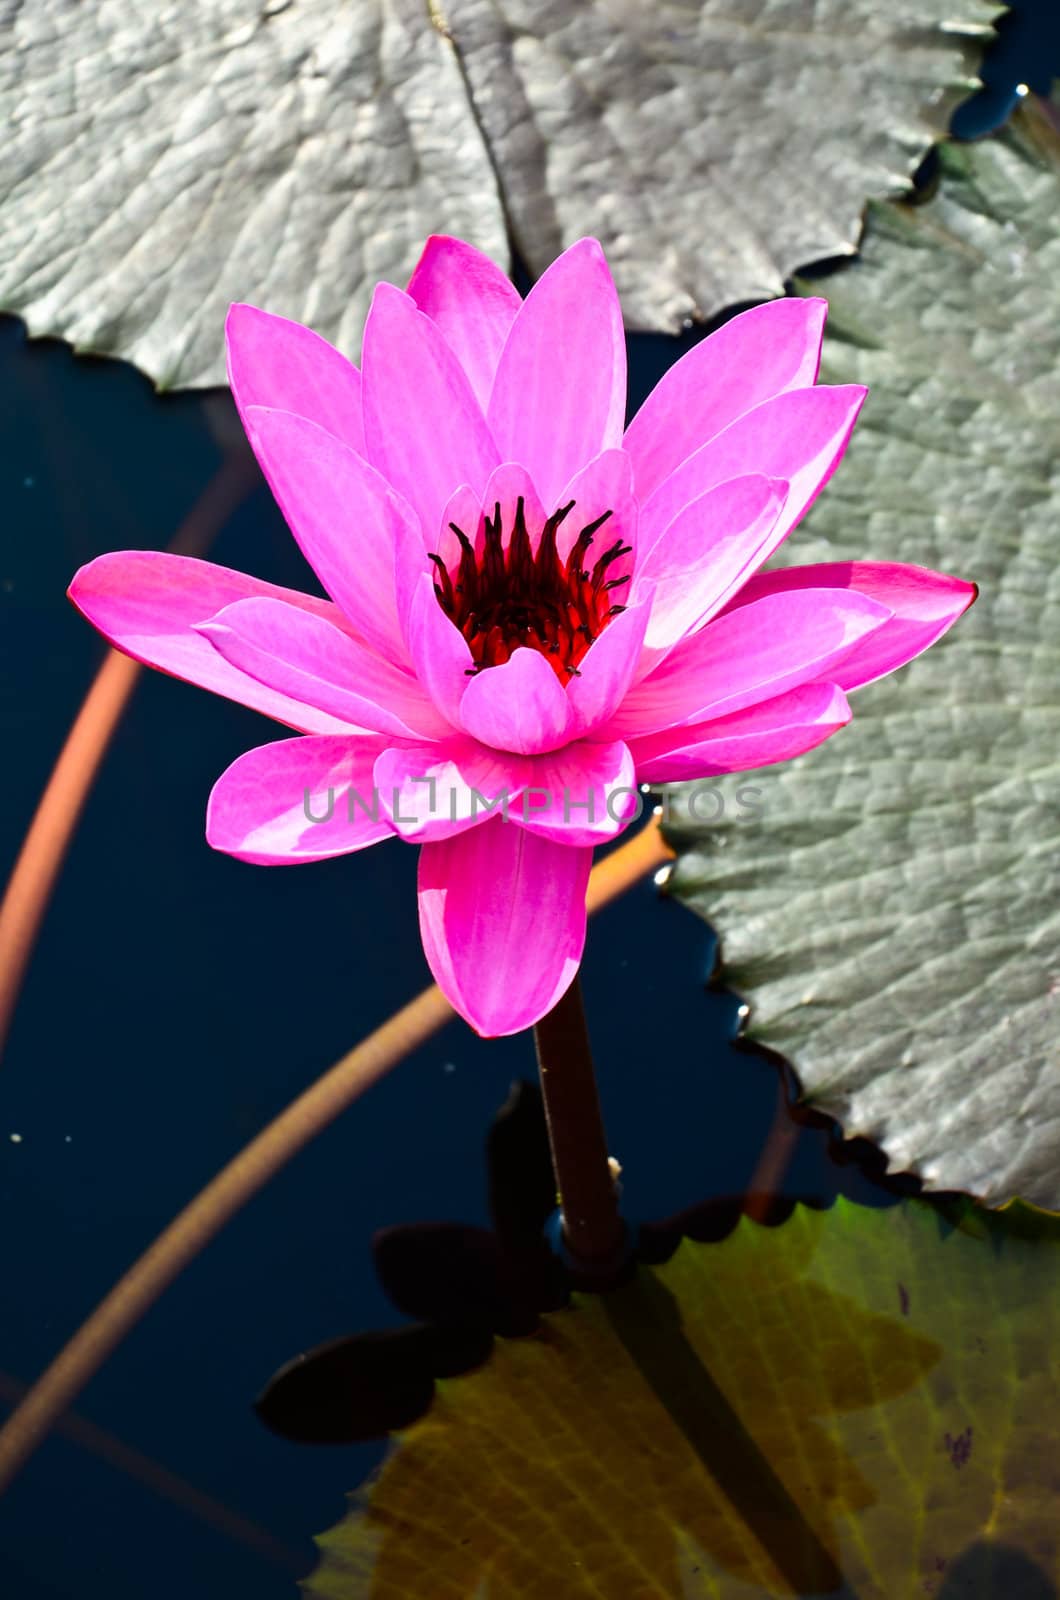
[226,304,366,455]
[629,682,852,782]
[417,820,592,1036]
[624,297,827,502]
[206,734,393,864]
[488,238,626,507]
[608,586,890,737]
[68,551,362,735]
[639,384,867,571]
[723,561,978,690]
[361,282,499,544]
[406,236,520,410]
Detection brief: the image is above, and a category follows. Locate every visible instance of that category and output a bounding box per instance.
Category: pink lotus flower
[69,238,974,1037]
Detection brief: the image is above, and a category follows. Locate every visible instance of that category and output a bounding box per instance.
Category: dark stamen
[430,495,626,680]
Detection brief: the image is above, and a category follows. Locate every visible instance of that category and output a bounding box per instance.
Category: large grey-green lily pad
[444,0,996,331]
[0,0,507,388]
[666,96,1060,1210]
[1,0,996,387]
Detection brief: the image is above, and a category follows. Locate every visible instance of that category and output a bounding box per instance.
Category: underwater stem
[0,451,256,1065]
[0,814,671,1493]
[534,974,626,1268]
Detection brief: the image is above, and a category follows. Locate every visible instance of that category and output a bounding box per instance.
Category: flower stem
[533,975,625,1270]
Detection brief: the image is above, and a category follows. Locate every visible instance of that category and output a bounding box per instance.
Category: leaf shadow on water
[255,1076,1060,1598]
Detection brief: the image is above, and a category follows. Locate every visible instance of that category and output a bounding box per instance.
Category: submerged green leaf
[0,0,995,386]
[667,96,1060,1209]
[308,1198,1060,1596]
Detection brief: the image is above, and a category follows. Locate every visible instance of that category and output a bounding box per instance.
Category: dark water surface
[2,14,1059,1591]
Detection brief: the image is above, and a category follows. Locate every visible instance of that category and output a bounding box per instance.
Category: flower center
[428,497,631,680]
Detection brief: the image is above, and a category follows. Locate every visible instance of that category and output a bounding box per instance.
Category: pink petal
[68,551,362,735]
[431,483,485,573]
[195,597,449,740]
[459,648,574,755]
[566,599,653,738]
[634,475,789,663]
[722,561,978,691]
[623,298,826,502]
[629,682,852,781]
[488,239,626,508]
[361,282,500,544]
[206,734,394,864]
[406,572,475,727]
[242,405,420,667]
[374,736,526,842]
[479,462,550,554]
[554,448,637,575]
[417,820,592,1036]
[515,739,639,848]
[638,385,867,570]
[226,304,365,455]
[607,587,890,736]
[406,236,521,411]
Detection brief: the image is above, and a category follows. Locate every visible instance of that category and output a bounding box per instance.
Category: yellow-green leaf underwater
[307,1197,1060,1597]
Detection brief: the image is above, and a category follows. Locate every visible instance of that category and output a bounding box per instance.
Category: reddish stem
[533,974,625,1268]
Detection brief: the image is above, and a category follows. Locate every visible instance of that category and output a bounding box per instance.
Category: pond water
[1,16,1058,1595]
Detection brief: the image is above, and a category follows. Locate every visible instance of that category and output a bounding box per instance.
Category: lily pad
[445,0,996,331]
[307,1197,1060,1597]
[0,0,506,388]
[667,96,1060,1208]
[0,0,996,386]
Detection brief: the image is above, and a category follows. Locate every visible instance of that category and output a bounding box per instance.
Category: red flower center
[429,497,631,680]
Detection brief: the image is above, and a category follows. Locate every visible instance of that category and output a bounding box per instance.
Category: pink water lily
[69,237,974,1037]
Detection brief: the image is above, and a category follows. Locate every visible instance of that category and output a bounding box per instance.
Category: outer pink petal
[226,304,365,455]
[361,282,500,544]
[374,736,525,842]
[417,820,593,1036]
[607,588,890,736]
[487,239,626,508]
[633,475,788,666]
[406,573,474,727]
[722,561,978,691]
[68,551,361,735]
[406,236,521,411]
[515,739,639,848]
[566,599,653,738]
[242,405,420,667]
[629,682,852,781]
[623,298,826,502]
[195,597,449,740]
[206,734,394,864]
[639,385,867,569]
[459,648,574,755]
